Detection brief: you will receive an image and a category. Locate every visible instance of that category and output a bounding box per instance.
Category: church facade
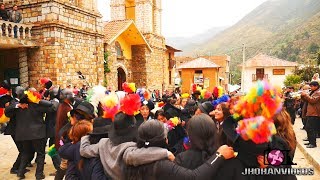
[105,0,171,91]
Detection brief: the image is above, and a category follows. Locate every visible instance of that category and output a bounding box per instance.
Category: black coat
[0,9,8,21]
[3,98,16,136]
[175,149,245,180]
[126,153,225,180]
[135,113,154,127]
[81,157,109,180]
[59,142,82,180]
[5,101,54,141]
[45,99,59,138]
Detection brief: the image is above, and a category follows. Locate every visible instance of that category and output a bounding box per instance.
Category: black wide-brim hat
[89,117,112,135]
[108,112,138,145]
[70,101,95,120]
[198,101,214,115]
[141,99,155,110]
[164,103,181,119]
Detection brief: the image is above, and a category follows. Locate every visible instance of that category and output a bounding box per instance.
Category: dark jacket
[5,101,54,141]
[55,101,73,149]
[0,9,8,21]
[81,157,109,180]
[45,98,59,138]
[126,153,226,180]
[3,98,15,136]
[175,149,245,180]
[301,89,320,117]
[167,125,186,155]
[59,142,82,180]
[8,10,22,23]
[135,113,154,127]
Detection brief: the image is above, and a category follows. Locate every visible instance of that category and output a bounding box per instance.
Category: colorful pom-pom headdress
[122,82,136,94]
[213,86,224,98]
[120,93,141,116]
[233,80,282,144]
[101,92,120,120]
[24,90,42,104]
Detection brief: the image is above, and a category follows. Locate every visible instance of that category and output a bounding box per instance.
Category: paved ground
[0,117,319,179]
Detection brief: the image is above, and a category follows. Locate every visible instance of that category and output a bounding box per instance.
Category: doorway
[117,67,126,91]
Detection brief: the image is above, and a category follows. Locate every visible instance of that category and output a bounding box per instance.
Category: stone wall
[11,0,104,89]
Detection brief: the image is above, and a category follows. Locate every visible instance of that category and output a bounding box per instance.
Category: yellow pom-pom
[170,117,180,126]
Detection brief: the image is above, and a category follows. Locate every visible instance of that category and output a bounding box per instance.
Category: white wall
[243,66,295,93]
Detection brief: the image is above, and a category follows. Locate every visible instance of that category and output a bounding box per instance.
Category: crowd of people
[0,77,319,180]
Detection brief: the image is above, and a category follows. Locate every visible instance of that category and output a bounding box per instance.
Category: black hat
[45,81,53,89]
[141,99,155,110]
[1,80,11,90]
[198,101,214,115]
[310,81,319,87]
[90,117,112,135]
[193,90,201,95]
[0,95,13,108]
[109,112,138,145]
[164,103,181,119]
[70,101,95,120]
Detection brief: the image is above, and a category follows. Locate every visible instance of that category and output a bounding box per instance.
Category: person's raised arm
[79,135,99,158]
[123,146,170,166]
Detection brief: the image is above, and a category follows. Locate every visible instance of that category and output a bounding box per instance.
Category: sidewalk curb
[296,136,320,172]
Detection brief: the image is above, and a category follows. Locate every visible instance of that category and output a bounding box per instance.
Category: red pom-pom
[39,78,50,85]
[158,101,165,108]
[0,108,4,117]
[120,94,141,115]
[213,87,218,98]
[0,87,8,96]
[192,84,197,92]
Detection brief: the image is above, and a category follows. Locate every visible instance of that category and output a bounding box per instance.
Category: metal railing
[252,74,268,81]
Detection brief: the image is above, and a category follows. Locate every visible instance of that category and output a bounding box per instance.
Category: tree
[293,66,319,82]
[284,74,301,87]
[308,43,319,54]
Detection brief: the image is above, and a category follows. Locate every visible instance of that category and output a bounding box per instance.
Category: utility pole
[241,43,246,92]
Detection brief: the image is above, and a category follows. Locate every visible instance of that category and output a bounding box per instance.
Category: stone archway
[117,67,126,91]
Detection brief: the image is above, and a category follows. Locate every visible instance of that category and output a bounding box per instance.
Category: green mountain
[182,0,320,82]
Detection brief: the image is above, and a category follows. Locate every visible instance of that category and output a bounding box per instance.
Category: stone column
[153,0,162,35]
[18,48,29,87]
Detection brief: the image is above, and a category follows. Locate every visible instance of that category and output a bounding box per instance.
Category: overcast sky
[97,0,268,37]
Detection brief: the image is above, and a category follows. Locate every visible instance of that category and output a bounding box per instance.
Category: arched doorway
[117,67,126,91]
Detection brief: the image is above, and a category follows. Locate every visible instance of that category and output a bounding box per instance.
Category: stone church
[0,0,178,91]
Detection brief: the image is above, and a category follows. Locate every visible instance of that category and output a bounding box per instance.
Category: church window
[115,41,123,57]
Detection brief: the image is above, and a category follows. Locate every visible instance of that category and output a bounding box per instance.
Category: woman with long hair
[257,109,297,168]
[175,114,244,180]
[213,103,233,146]
[58,120,93,179]
[125,119,236,180]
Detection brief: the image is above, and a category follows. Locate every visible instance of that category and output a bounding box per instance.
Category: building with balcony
[241,53,298,92]
[1,0,172,91]
[177,57,220,93]
[1,0,104,88]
